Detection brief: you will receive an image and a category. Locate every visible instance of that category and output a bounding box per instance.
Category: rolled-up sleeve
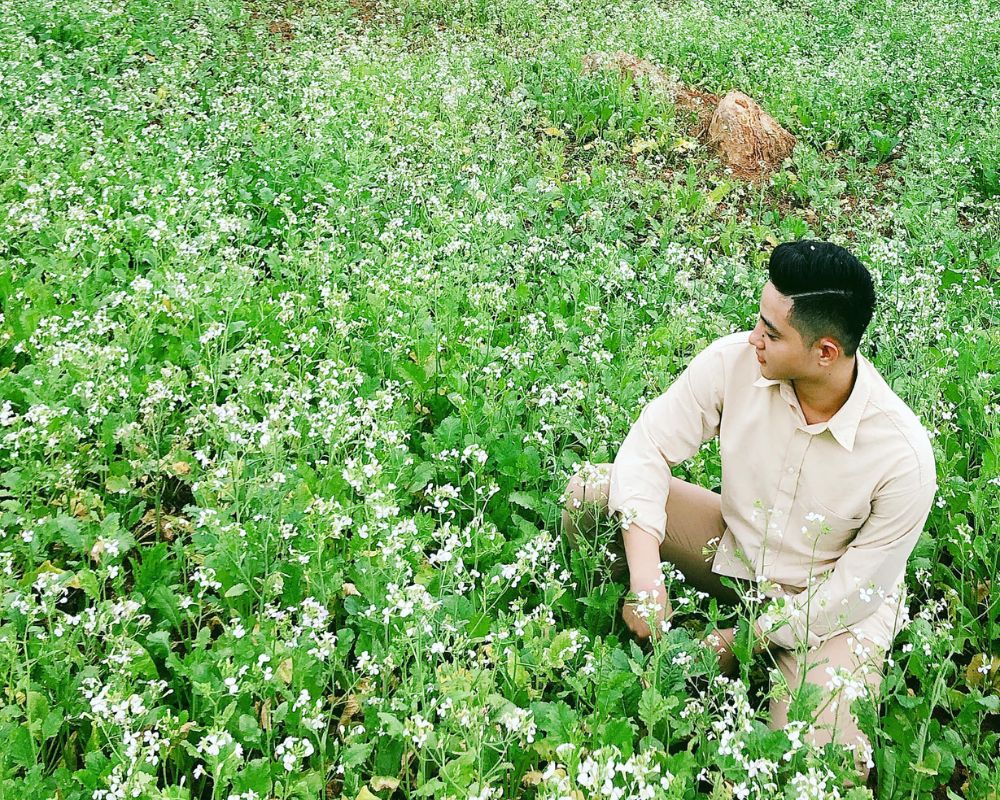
[754,468,937,650]
[607,341,726,545]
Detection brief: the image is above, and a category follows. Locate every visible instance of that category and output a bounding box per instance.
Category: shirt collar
[753,352,872,452]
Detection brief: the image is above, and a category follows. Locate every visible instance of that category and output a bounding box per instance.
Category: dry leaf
[134,507,188,544]
[521,771,544,786]
[259,698,272,731]
[277,657,293,685]
[342,582,360,597]
[170,461,191,476]
[630,138,659,155]
[69,493,90,519]
[370,777,399,791]
[540,126,567,139]
[89,539,105,563]
[339,694,362,726]
[966,654,999,687]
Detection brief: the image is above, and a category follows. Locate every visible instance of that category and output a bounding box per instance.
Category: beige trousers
[561,463,886,783]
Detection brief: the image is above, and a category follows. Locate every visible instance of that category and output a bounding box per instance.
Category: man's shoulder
[699,329,754,361]
[697,330,758,375]
[708,329,754,350]
[861,357,937,483]
[683,330,757,385]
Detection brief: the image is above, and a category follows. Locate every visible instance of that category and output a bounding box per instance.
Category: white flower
[199,322,226,345]
[274,736,314,772]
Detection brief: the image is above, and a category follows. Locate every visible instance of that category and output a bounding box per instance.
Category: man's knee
[561,464,612,548]
[563,465,609,509]
[562,473,586,514]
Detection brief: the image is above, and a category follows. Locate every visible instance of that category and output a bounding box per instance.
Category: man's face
[748,281,810,380]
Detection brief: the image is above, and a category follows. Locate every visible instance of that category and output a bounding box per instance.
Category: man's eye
[766,333,777,341]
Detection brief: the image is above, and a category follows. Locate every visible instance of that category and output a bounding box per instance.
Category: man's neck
[791,357,858,420]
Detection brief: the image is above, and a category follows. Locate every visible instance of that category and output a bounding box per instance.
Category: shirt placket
[758,385,814,575]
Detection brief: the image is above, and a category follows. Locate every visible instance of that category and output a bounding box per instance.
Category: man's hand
[701,622,774,675]
[620,524,671,641]
[622,584,672,641]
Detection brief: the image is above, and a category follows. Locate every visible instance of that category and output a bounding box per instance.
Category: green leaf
[407,461,436,494]
[27,692,49,730]
[912,748,941,775]
[225,583,249,598]
[41,707,63,740]
[436,415,462,447]
[238,713,261,745]
[531,700,577,743]
[122,637,159,680]
[377,712,406,738]
[509,491,537,511]
[547,629,575,662]
[68,568,100,598]
[105,475,131,493]
[977,695,1000,711]
[146,630,172,659]
[638,686,670,728]
[439,751,477,786]
[895,693,926,709]
[231,758,272,794]
[598,717,635,755]
[341,741,374,770]
[7,724,34,767]
[466,612,491,640]
[55,514,83,549]
[146,584,183,629]
[787,681,825,720]
[412,778,447,797]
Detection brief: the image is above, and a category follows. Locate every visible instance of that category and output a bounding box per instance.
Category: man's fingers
[622,603,652,640]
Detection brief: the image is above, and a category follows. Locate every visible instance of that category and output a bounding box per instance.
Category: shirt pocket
[798,477,871,553]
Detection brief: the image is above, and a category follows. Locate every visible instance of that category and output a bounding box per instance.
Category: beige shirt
[608,330,937,651]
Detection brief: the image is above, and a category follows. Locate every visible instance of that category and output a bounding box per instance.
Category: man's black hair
[768,240,876,358]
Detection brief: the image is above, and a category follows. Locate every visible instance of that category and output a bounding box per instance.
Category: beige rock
[707,90,796,180]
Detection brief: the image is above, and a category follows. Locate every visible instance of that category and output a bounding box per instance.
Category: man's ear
[816,337,842,365]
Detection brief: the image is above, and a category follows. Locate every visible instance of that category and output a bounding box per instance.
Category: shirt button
[787,467,795,474]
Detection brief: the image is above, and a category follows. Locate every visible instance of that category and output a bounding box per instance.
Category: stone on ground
[707,90,796,180]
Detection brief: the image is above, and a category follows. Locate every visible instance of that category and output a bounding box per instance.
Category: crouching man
[562,240,937,784]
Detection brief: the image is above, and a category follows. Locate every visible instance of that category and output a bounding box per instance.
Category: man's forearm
[622,523,662,591]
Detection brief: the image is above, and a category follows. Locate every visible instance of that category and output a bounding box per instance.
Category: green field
[1,0,998,797]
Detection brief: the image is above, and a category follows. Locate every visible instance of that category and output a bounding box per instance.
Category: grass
[0,0,998,797]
